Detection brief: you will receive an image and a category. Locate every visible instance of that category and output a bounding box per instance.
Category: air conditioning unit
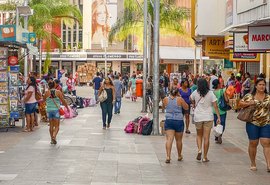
[54,48,60,52]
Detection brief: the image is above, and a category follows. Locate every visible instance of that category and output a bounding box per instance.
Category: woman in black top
[98,77,115,129]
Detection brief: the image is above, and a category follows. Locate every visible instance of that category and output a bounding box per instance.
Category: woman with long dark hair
[190,78,221,162]
[22,77,37,132]
[238,75,270,172]
[98,77,115,129]
[163,87,189,163]
[179,78,192,134]
[44,81,69,144]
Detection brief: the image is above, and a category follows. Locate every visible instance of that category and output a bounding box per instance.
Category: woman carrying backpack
[212,79,229,144]
[163,87,189,163]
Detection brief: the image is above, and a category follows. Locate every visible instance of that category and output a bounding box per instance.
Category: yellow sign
[205,37,229,58]
[229,49,260,62]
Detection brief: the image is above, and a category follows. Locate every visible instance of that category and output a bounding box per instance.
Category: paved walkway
[0,87,269,185]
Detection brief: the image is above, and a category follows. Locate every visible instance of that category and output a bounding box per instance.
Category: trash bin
[136,79,143,97]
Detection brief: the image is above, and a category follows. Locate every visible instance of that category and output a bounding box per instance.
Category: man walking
[93,72,103,102]
[209,69,218,91]
[113,75,122,114]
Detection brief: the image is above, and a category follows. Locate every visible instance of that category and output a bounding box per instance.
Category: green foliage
[109,0,190,50]
[27,0,82,74]
[43,52,51,74]
[0,1,16,11]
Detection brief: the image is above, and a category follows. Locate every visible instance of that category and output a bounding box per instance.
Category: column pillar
[72,61,76,77]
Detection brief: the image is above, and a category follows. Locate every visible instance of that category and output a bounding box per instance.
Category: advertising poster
[83,0,118,49]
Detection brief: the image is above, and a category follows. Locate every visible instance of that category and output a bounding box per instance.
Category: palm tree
[109,0,190,74]
[28,0,82,75]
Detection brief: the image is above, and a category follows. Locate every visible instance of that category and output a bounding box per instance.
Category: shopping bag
[213,125,223,137]
[125,91,131,99]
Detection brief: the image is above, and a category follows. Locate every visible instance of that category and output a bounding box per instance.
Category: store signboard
[205,37,229,59]
[233,32,254,52]
[229,50,260,62]
[237,0,266,14]
[248,26,270,51]
[0,25,16,42]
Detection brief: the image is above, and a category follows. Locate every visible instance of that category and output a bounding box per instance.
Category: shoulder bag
[98,88,107,103]
[237,96,256,122]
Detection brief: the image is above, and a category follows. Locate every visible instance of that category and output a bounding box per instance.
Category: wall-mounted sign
[28,33,36,44]
[224,59,233,68]
[234,32,252,52]
[229,50,260,62]
[248,26,270,51]
[205,37,229,59]
[237,0,266,14]
[0,25,16,42]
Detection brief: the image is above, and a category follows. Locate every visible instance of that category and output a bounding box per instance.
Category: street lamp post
[142,0,148,113]
[101,39,108,77]
[152,0,160,135]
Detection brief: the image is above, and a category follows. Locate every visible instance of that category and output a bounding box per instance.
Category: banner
[205,37,229,59]
[0,25,16,42]
[234,32,252,52]
[248,26,270,51]
[229,50,260,62]
[83,0,118,49]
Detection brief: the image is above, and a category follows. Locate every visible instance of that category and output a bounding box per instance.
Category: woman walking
[44,81,69,144]
[212,79,229,144]
[238,75,270,172]
[99,77,115,129]
[179,78,192,134]
[170,78,180,90]
[22,77,38,132]
[190,78,221,162]
[163,87,189,163]
[242,72,251,96]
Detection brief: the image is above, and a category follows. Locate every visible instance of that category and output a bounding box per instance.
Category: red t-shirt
[235,81,241,93]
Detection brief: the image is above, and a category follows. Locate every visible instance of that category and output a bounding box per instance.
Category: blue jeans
[114,98,121,113]
[100,102,113,127]
[94,89,99,101]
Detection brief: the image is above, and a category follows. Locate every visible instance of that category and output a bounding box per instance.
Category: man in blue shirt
[92,72,103,102]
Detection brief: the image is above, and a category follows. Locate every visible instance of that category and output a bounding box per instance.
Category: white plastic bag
[213,125,223,137]
[125,91,131,99]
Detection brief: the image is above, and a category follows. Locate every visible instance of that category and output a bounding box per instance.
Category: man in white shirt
[60,73,68,88]
[209,69,218,91]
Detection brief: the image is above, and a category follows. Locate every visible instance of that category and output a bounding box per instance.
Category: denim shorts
[246,122,270,140]
[165,119,184,132]
[25,103,37,114]
[47,110,60,120]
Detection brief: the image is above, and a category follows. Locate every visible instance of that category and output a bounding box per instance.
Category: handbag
[237,105,256,122]
[35,89,43,101]
[50,90,65,116]
[219,89,231,111]
[98,89,107,102]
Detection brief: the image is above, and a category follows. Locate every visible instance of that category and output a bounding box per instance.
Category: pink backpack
[137,117,150,134]
[64,106,76,119]
[124,121,134,133]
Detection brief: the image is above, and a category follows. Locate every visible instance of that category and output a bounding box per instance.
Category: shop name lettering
[252,34,270,42]
[208,39,225,45]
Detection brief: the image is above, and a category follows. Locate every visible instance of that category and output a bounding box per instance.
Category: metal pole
[199,46,203,76]
[152,0,160,135]
[24,0,29,83]
[147,14,151,79]
[142,0,148,112]
[105,45,107,77]
[194,46,197,75]
[39,39,42,77]
[16,8,19,27]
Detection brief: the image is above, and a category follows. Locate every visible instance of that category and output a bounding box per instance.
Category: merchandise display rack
[0,46,25,131]
[0,47,9,131]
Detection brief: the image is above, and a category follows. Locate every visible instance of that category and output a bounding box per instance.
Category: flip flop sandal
[178,155,183,161]
[196,152,202,161]
[267,167,270,172]
[23,129,31,132]
[250,166,257,171]
[202,158,210,162]
[165,159,171,163]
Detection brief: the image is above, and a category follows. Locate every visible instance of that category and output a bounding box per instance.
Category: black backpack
[76,97,84,108]
[142,120,153,135]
